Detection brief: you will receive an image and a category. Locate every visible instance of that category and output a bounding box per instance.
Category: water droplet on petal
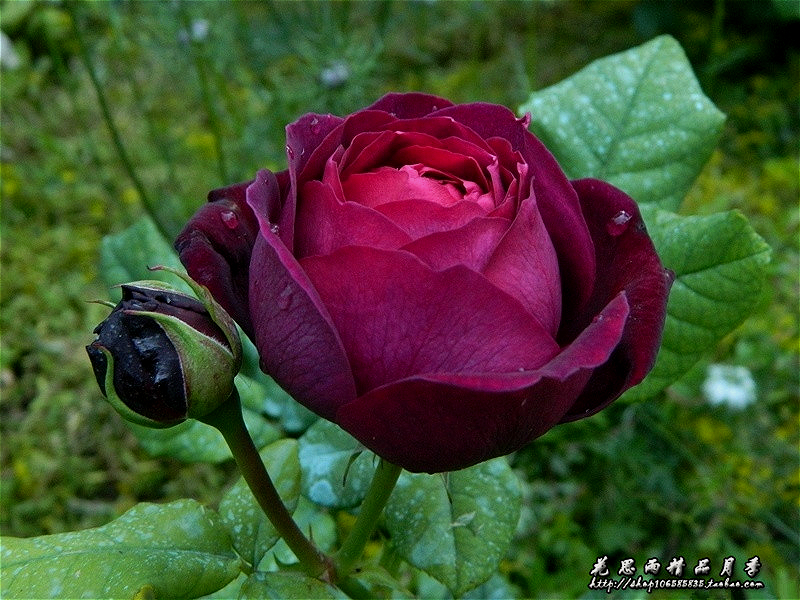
[607,210,632,235]
[220,210,239,229]
[309,117,321,134]
[286,145,295,159]
[276,287,292,310]
[269,223,280,235]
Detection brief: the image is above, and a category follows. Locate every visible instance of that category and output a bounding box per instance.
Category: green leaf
[239,572,348,600]
[624,207,771,401]
[520,35,725,211]
[0,499,240,599]
[100,216,190,299]
[257,496,337,571]
[260,376,318,434]
[298,419,377,508]
[127,397,280,463]
[346,565,415,599]
[384,458,522,597]
[218,439,301,567]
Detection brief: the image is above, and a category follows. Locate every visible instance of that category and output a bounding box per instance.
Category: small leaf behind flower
[298,419,377,508]
[384,457,522,597]
[0,499,240,599]
[521,35,725,212]
[100,216,190,300]
[623,207,771,401]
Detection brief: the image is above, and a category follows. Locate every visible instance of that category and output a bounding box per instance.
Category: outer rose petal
[175,180,259,337]
[560,178,673,421]
[335,293,630,472]
[300,246,560,395]
[365,92,454,118]
[248,233,358,421]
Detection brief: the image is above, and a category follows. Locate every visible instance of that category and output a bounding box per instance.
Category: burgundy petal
[560,178,673,421]
[365,92,454,118]
[435,103,597,324]
[341,166,465,209]
[175,179,259,337]
[334,292,630,472]
[248,232,357,420]
[401,216,509,272]
[300,246,560,396]
[374,199,487,239]
[483,195,562,335]
[295,180,412,257]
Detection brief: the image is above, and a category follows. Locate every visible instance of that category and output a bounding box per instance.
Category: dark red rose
[176,93,673,473]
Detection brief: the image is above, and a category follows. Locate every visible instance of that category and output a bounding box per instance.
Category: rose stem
[201,389,333,579]
[334,458,403,578]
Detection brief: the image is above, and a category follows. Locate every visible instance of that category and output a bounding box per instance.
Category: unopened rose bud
[86,275,242,428]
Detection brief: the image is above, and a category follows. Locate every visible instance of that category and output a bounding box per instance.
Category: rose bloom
[176,93,672,473]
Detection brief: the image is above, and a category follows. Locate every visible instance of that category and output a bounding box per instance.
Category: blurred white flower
[320,61,350,88]
[178,19,210,44]
[702,364,757,409]
[1,31,21,70]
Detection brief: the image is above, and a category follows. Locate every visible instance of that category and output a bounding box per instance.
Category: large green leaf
[298,419,377,508]
[0,500,240,599]
[239,572,348,600]
[99,216,190,298]
[520,35,725,212]
[384,458,522,597]
[624,207,771,401]
[218,439,301,567]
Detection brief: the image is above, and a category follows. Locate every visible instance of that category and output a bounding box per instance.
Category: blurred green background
[1,1,797,598]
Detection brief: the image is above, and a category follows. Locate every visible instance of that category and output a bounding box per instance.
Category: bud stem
[333,458,402,578]
[201,390,333,579]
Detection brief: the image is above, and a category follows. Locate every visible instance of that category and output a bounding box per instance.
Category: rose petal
[175,179,259,337]
[300,246,560,395]
[400,216,509,272]
[374,198,488,239]
[560,178,673,421]
[334,292,630,472]
[483,195,562,335]
[248,233,357,420]
[295,180,412,257]
[365,92,454,118]
[342,166,465,209]
[436,102,597,322]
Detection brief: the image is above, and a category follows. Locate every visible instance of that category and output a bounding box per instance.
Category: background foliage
[1,1,797,598]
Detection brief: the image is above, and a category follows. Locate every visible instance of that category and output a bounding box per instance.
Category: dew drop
[269,223,280,235]
[309,117,321,134]
[286,145,295,159]
[220,210,238,229]
[276,287,292,310]
[607,210,632,235]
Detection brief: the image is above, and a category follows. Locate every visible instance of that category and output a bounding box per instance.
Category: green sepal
[148,265,243,369]
[95,346,181,429]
